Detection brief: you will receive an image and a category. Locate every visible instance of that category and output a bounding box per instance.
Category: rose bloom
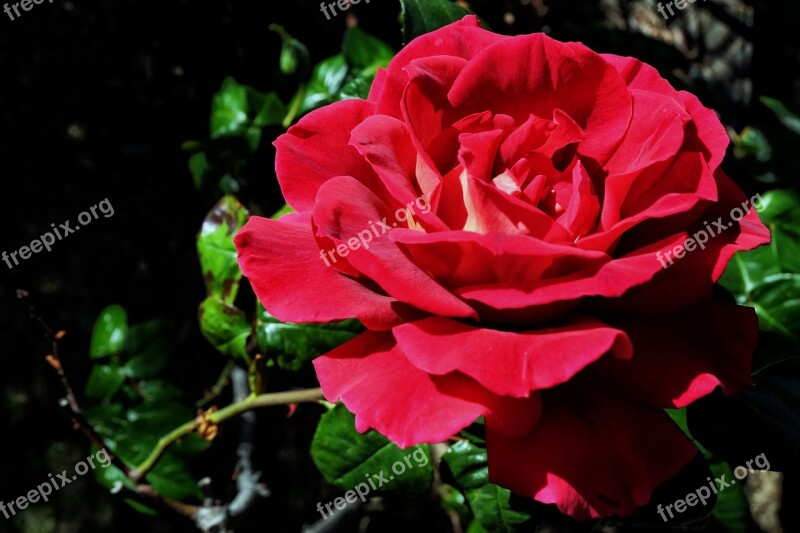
[235,16,770,519]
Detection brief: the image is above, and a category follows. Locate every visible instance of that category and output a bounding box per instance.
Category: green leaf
[270,24,311,78]
[720,190,800,347]
[467,484,531,533]
[84,404,125,438]
[311,404,433,495]
[338,76,373,100]
[138,380,182,402]
[146,450,203,501]
[400,0,476,43]
[211,78,249,137]
[732,127,772,162]
[442,440,489,491]
[188,152,211,189]
[256,303,361,372]
[761,96,800,136]
[90,305,128,358]
[466,520,490,533]
[756,189,800,273]
[720,244,781,299]
[94,457,137,493]
[197,195,250,304]
[710,461,751,533]
[270,204,294,219]
[750,274,800,342]
[199,296,252,361]
[342,27,394,73]
[439,483,471,520]
[666,408,709,455]
[210,77,286,151]
[442,441,532,533]
[299,55,349,115]
[122,321,172,378]
[85,361,127,399]
[124,499,158,516]
[126,401,193,437]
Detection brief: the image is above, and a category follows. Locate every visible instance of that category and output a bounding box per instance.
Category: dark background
[1,0,798,531]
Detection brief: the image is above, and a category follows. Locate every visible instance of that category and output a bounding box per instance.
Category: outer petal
[602,53,729,171]
[593,170,770,312]
[369,15,508,118]
[234,215,414,329]
[273,99,377,213]
[314,331,537,447]
[486,378,698,519]
[592,301,757,407]
[393,316,632,397]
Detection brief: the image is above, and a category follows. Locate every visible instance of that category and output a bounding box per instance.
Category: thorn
[287,403,298,418]
[46,354,61,370]
[55,330,66,340]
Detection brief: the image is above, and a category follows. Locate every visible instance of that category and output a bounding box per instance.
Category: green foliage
[341,26,395,75]
[720,190,800,348]
[256,303,361,371]
[197,195,249,304]
[195,195,257,362]
[199,296,252,362]
[761,96,800,136]
[292,27,394,117]
[270,24,311,78]
[210,77,286,151]
[310,404,433,495]
[732,126,772,162]
[186,79,286,192]
[85,361,127,399]
[442,441,532,533]
[295,54,349,116]
[90,304,128,358]
[184,26,394,197]
[400,0,477,43]
[84,307,208,508]
[709,460,751,533]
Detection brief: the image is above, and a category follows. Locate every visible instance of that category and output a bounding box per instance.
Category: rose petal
[486,378,698,519]
[591,170,770,312]
[393,316,632,397]
[591,300,757,407]
[369,15,508,118]
[448,34,632,163]
[314,331,536,446]
[234,215,413,329]
[313,176,477,319]
[602,53,729,171]
[274,99,378,213]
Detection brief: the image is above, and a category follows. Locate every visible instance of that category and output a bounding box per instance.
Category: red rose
[235,16,770,519]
